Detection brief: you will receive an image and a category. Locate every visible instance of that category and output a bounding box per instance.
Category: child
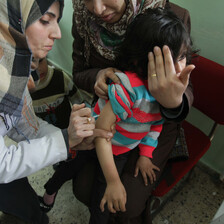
[30,58,84,129]
[90,7,194,223]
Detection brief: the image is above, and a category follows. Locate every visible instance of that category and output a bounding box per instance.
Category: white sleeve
[0,118,67,183]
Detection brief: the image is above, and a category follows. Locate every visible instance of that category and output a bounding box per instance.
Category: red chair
[151,56,224,217]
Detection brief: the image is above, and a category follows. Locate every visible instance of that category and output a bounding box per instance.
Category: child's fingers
[148,172,154,184]
[100,197,106,212]
[108,201,116,213]
[141,171,148,186]
[153,165,160,172]
[151,170,156,182]
[113,201,120,212]
[134,166,139,177]
[119,199,126,212]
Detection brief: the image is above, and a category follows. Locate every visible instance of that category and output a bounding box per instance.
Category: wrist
[161,99,182,109]
[160,101,182,111]
[107,177,122,185]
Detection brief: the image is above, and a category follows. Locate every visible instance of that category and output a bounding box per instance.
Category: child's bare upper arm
[95,101,116,131]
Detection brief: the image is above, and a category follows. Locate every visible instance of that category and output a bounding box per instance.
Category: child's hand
[134,156,160,186]
[100,180,126,213]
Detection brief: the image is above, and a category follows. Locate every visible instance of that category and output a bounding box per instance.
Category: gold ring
[87,117,91,124]
[151,74,157,77]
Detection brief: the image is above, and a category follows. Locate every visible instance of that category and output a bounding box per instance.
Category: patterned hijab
[0,0,64,118]
[73,0,165,64]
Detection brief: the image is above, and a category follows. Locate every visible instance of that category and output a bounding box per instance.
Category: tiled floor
[0,162,224,224]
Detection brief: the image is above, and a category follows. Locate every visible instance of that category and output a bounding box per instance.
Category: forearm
[73,68,100,94]
[161,83,193,122]
[0,129,67,183]
[95,138,120,183]
[95,100,119,183]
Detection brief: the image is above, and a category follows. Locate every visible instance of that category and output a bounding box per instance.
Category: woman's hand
[67,103,94,148]
[100,180,127,213]
[134,156,160,186]
[147,45,195,109]
[75,127,114,150]
[68,104,114,150]
[94,67,121,100]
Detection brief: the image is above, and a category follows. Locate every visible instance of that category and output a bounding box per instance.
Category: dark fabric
[72,15,110,94]
[113,122,177,223]
[73,158,97,206]
[168,125,189,161]
[167,2,191,33]
[73,122,178,223]
[89,152,130,224]
[45,149,129,223]
[152,120,211,197]
[191,56,224,124]
[0,177,49,224]
[44,150,95,195]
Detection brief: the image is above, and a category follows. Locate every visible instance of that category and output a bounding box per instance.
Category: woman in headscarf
[70,0,194,223]
[0,0,112,223]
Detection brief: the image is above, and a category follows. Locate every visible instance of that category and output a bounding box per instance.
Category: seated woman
[72,0,194,223]
[88,7,195,223]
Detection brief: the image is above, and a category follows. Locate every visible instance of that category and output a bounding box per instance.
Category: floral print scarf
[73,0,165,64]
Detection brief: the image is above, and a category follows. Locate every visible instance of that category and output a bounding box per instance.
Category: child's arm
[135,123,163,186]
[95,101,126,213]
[134,156,160,186]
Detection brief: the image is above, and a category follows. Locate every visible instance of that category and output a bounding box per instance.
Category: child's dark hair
[115,7,194,80]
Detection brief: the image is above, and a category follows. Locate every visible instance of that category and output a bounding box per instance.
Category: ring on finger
[151,74,157,77]
[87,117,91,124]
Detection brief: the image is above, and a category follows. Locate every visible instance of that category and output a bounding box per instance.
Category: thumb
[93,128,113,139]
[179,64,195,85]
[71,103,85,112]
[107,69,121,84]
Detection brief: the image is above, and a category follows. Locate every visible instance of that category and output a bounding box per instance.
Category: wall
[48,0,224,174]
[171,0,224,174]
[47,0,73,75]
[171,0,224,66]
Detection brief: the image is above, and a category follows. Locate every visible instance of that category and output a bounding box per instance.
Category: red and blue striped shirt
[93,71,163,158]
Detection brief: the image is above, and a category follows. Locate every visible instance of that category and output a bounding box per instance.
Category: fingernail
[154,46,159,52]
[163,45,169,51]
